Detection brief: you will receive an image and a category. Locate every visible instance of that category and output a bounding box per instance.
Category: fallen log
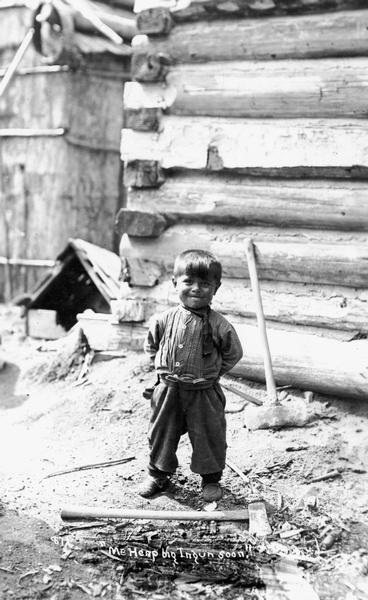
[123,174,368,230]
[121,116,368,177]
[119,224,368,287]
[132,10,368,65]
[125,57,368,118]
[61,505,249,521]
[232,323,368,399]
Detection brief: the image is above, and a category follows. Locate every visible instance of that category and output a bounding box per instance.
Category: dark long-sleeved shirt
[144,304,243,382]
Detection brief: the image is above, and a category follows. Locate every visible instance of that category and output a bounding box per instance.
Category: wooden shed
[117,0,368,398]
[0,0,134,301]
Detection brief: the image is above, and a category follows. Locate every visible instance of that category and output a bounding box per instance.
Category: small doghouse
[25,238,121,338]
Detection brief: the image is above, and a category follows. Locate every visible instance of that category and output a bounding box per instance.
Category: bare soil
[0,305,367,600]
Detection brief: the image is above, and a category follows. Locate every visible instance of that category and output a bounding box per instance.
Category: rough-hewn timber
[121,117,368,177]
[123,279,368,334]
[132,10,368,65]
[125,58,368,118]
[124,174,368,231]
[134,0,368,22]
[119,224,368,287]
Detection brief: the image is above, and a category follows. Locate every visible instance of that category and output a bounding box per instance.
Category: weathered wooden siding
[118,0,368,371]
[0,2,130,300]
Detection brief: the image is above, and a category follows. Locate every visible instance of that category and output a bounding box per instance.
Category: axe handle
[245,239,278,404]
[61,505,249,522]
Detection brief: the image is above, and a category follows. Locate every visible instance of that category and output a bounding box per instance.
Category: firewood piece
[131,52,171,82]
[116,208,168,237]
[61,505,249,521]
[136,7,173,34]
[124,160,165,188]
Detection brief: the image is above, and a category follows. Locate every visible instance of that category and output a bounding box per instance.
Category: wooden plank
[119,224,368,287]
[126,174,368,231]
[132,10,368,64]
[134,0,367,21]
[125,57,368,118]
[123,278,368,334]
[0,137,121,263]
[121,116,368,177]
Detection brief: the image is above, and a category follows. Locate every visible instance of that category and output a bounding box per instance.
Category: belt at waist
[160,374,217,391]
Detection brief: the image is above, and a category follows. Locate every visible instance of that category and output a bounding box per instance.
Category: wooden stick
[0,257,55,267]
[0,28,34,98]
[64,0,124,44]
[226,459,250,484]
[0,129,65,138]
[245,239,278,404]
[61,505,249,521]
[43,456,135,480]
[221,383,263,406]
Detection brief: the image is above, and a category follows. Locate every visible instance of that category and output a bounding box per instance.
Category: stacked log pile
[117,1,368,398]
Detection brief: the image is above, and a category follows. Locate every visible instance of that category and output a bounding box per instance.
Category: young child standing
[140,249,243,502]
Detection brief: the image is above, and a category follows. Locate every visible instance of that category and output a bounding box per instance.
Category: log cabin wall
[118,0,368,349]
[0,1,132,300]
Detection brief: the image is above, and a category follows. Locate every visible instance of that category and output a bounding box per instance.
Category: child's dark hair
[173,250,222,283]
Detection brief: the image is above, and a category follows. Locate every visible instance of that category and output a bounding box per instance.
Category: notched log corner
[115,208,169,237]
[207,144,224,170]
[124,160,166,188]
[123,107,163,132]
[136,7,173,35]
[132,52,172,82]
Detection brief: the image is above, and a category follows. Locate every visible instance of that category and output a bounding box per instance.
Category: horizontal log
[125,57,368,118]
[122,278,368,333]
[84,317,368,398]
[119,224,368,286]
[126,174,368,230]
[134,0,368,22]
[231,323,368,399]
[132,10,368,64]
[121,116,368,177]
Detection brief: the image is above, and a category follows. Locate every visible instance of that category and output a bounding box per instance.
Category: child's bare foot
[139,476,169,498]
[202,483,223,502]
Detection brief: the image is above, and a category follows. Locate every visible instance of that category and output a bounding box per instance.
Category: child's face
[173,273,220,310]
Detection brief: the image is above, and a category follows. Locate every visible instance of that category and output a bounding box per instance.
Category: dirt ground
[0,304,367,600]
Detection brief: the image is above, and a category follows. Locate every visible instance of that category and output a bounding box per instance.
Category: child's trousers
[147,378,227,475]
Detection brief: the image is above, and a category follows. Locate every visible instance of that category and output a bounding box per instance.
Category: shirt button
[175,361,180,366]
[178,344,184,349]
[183,325,186,329]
